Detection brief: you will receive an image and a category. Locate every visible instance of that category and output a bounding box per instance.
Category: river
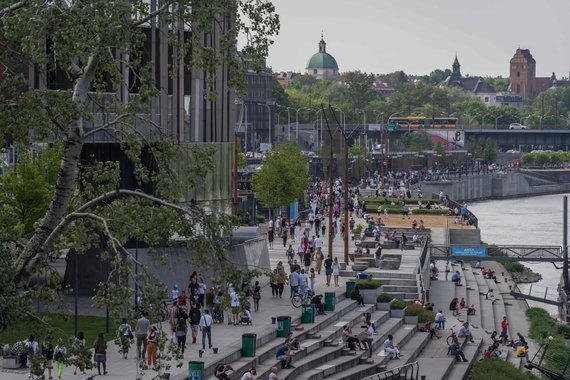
[469,193,568,317]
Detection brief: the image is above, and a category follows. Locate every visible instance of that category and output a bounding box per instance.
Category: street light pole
[469,114,480,129]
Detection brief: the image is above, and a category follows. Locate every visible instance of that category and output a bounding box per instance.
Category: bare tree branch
[0,1,26,18]
[83,113,132,138]
[131,1,175,28]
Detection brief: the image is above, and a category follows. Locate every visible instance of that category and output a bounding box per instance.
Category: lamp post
[382,111,404,185]
[293,106,316,143]
[334,107,346,132]
[258,101,275,147]
[491,115,502,129]
[276,105,290,142]
[374,111,385,125]
[519,114,531,126]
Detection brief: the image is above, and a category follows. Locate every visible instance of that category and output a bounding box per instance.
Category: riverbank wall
[421,170,570,202]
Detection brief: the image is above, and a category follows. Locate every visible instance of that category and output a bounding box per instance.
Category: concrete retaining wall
[421,170,570,202]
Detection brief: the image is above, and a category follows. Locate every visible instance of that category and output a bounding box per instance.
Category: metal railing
[363,361,419,380]
[430,244,564,262]
[511,282,563,307]
[445,197,478,228]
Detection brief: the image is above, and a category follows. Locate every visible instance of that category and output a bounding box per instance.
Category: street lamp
[373,111,385,125]
[490,115,502,129]
[276,107,290,142]
[257,101,275,146]
[519,114,531,126]
[333,107,346,132]
[293,106,316,143]
[469,114,480,129]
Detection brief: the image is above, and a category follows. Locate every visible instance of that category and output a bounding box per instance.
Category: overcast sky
[266,0,570,79]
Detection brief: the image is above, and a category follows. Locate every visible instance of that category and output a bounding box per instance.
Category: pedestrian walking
[168,300,179,341]
[309,268,316,294]
[135,312,150,361]
[53,339,66,380]
[324,255,333,286]
[118,318,133,359]
[93,332,108,375]
[314,246,323,274]
[189,301,201,344]
[146,326,159,369]
[252,281,261,312]
[41,337,54,380]
[281,227,288,247]
[72,331,86,375]
[176,318,188,355]
[332,257,340,287]
[200,309,214,352]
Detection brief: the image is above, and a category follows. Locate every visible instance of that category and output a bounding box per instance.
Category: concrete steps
[273,310,392,380]
[473,267,496,333]
[416,357,456,380]
[462,265,483,329]
[291,317,405,380]
[444,338,483,380]
[325,328,430,380]
[381,285,418,294]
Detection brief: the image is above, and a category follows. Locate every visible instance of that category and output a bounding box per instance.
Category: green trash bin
[325,292,336,311]
[188,361,204,380]
[368,220,374,231]
[346,281,356,298]
[242,333,257,357]
[302,304,315,323]
[277,316,291,337]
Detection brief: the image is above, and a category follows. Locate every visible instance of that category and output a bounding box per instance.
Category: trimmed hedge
[504,262,525,273]
[469,358,541,380]
[377,293,394,303]
[257,215,266,223]
[405,304,423,316]
[391,299,408,309]
[411,209,449,215]
[361,197,441,204]
[405,304,435,323]
[419,310,436,323]
[355,278,382,289]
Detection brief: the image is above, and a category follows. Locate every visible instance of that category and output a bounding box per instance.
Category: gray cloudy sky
[267,0,570,79]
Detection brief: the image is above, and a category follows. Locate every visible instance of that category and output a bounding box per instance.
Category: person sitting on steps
[449,338,468,362]
[451,271,462,286]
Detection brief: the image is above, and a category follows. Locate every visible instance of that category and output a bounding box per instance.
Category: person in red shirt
[178,291,188,308]
[501,316,508,338]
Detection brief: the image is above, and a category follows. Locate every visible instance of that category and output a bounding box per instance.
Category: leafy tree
[421,69,452,85]
[466,135,482,158]
[272,76,290,108]
[0,0,278,376]
[434,141,448,164]
[251,142,309,218]
[396,132,432,153]
[340,71,379,110]
[484,76,509,92]
[482,138,499,163]
[237,153,247,169]
[376,71,409,89]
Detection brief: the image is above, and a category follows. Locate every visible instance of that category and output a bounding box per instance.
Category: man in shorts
[324,255,333,286]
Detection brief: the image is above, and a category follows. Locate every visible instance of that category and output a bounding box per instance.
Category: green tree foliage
[484,76,509,92]
[470,358,541,380]
[526,308,570,375]
[376,71,409,89]
[340,71,380,110]
[521,151,570,165]
[0,0,279,376]
[466,135,483,158]
[251,142,309,217]
[482,137,499,162]
[420,69,452,85]
[396,132,432,153]
[272,76,290,107]
[434,141,448,164]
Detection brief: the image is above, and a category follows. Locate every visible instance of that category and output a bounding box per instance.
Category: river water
[469,193,568,317]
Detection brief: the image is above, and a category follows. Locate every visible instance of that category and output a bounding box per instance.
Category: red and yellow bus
[387,117,457,129]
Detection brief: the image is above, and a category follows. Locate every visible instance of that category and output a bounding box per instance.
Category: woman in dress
[314,247,323,274]
[294,220,301,242]
[332,257,340,287]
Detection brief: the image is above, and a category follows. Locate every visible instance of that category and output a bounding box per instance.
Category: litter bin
[368,221,374,231]
[302,304,315,323]
[242,333,257,357]
[346,281,356,298]
[188,361,204,380]
[357,274,369,280]
[277,316,291,337]
[325,292,336,311]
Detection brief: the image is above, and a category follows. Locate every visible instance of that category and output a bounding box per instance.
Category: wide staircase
[206,294,432,380]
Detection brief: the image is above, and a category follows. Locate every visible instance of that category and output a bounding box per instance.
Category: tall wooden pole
[233,133,238,216]
[363,133,367,179]
[344,138,349,264]
[328,135,334,258]
[381,131,384,187]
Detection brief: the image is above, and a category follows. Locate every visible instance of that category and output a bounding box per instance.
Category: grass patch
[504,262,525,273]
[0,313,118,348]
[526,307,570,374]
[469,357,541,380]
[354,279,382,289]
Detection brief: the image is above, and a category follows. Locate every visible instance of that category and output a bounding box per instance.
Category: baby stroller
[212,303,224,324]
[239,309,253,326]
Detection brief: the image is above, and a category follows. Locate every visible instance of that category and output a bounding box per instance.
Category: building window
[517,84,520,92]
[484,97,489,102]
[517,72,520,77]
[313,69,317,74]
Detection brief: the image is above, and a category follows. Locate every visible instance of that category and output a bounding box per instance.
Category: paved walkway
[0,221,359,380]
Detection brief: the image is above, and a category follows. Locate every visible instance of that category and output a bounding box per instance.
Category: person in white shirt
[314,236,322,249]
[240,368,259,380]
[435,310,446,329]
[230,289,240,325]
[199,309,214,351]
[299,270,308,296]
[361,323,375,358]
[383,334,400,360]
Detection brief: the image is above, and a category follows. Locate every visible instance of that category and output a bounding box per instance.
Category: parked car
[509,123,529,130]
[254,152,262,159]
[245,151,253,158]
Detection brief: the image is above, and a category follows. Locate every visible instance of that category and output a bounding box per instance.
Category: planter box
[404,315,419,324]
[339,262,347,271]
[376,298,395,311]
[2,356,20,369]
[390,306,407,318]
[361,287,383,304]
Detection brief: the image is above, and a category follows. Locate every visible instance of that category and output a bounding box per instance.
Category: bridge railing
[429,244,563,262]
[511,282,562,306]
[363,361,419,380]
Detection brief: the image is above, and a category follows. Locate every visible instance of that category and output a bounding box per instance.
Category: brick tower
[509,48,536,99]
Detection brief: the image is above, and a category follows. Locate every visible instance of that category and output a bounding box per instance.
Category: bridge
[462,129,570,147]
[429,244,564,262]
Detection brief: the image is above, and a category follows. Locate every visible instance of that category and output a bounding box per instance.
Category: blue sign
[290,202,296,220]
[451,247,486,257]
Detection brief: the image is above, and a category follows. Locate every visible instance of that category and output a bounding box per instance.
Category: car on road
[509,123,529,130]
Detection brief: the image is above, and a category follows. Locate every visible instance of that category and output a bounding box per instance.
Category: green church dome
[306,52,338,70]
[306,37,338,70]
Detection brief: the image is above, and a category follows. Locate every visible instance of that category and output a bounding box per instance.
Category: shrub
[355,278,382,289]
[469,357,541,380]
[257,215,266,223]
[419,310,435,323]
[411,209,449,215]
[361,197,441,205]
[526,307,570,374]
[353,224,364,234]
[377,293,394,303]
[557,324,570,339]
[405,304,423,316]
[503,262,524,273]
[369,205,404,214]
[391,299,408,310]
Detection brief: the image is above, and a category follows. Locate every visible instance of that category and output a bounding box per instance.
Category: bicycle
[446,327,457,346]
[292,290,312,308]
